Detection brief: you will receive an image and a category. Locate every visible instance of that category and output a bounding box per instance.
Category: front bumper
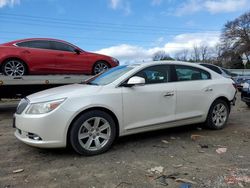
[14,106,73,148]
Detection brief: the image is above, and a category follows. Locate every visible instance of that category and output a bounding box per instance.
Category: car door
[173,65,213,121]
[16,40,57,73]
[122,65,176,132]
[51,41,89,74]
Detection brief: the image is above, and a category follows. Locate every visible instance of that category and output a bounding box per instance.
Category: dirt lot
[0,95,249,188]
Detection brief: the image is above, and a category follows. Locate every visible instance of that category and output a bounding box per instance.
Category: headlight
[26,98,66,114]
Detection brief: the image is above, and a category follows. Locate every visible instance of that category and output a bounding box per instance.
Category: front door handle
[205,87,213,92]
[164,91,174,97]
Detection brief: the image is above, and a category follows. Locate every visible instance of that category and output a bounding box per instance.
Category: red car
[0,38,119,76]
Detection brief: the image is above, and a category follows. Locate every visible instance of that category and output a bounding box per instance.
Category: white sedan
[14,61,237,155]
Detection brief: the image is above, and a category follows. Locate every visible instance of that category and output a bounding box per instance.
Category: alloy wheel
[94,62,108,75]
[4,60,25,76]
[212,103,228,127]
[78,117,111,151]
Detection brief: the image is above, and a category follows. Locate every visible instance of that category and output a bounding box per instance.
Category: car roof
[3,38,66,44]
[134,60,209,68]
[2,38,79,48]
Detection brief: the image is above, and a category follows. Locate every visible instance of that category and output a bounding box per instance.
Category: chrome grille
[16,98,29,114]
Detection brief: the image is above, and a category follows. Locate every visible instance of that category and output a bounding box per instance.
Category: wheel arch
[66,106,120,147]
[207,96,231,117]
[213,96,231,112]
[1,57,29,74]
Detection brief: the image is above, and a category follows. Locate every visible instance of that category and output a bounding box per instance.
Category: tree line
[153,11,250,69]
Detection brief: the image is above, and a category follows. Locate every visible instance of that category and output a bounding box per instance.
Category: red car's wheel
[2,59,28,76]
[93,61,109,75]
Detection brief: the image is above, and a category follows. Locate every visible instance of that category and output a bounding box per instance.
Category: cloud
[204,0,248,14]
[0,0,20,8]
[109,0,131,15]
[96,32,220,64]
[175,0,247,16]
[175,0,202,16]
[110,0,120,9]
[151,0,162,6]
[151,0,176,6]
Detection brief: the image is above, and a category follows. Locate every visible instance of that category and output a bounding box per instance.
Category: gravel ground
[0,94,249,188]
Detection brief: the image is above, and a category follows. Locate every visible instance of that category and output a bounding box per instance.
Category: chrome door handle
[205,88,213,92]
[164,91,174,97]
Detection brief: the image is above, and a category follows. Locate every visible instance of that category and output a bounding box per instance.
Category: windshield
[88,65,134,85]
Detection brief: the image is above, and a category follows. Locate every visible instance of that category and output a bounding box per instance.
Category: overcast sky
[0,0,249,63]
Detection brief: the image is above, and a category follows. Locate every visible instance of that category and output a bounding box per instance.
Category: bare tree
[174,49,189,61]
[220,11,250,67]
[152,50,174,61]
[200,44,209,62]
[192,45,200,62]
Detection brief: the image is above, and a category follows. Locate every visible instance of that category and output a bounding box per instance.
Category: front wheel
[69,110,116,155]
[93,61,109,75]
[205,99,229,130]
[2,59,27,76]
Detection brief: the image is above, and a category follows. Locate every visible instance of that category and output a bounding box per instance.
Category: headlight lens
[26,98,66,114]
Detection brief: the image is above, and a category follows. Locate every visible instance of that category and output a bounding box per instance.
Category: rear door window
[16,40,51,50]
[175,65,211,81]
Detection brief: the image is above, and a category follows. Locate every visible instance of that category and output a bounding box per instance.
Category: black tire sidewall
[206,99,229,130]
[70,110,116,155]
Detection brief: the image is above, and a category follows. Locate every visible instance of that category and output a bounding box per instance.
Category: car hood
[87,51,112,58]
[27,84,102,103]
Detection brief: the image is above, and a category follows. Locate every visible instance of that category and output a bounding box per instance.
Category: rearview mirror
[122,76,145,87]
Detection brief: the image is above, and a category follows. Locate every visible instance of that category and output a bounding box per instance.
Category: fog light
[27,133,42,140]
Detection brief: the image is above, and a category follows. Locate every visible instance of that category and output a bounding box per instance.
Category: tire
[69,110,116,155]
[205,99,229,130]
[93,61,109,75]
[2,59,27,76]
[246,102,250,107]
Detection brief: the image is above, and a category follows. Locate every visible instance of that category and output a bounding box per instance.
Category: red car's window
[50,41,75,52]
[16,40,51,50]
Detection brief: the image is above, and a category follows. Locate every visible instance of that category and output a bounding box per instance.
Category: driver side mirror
[74,49,81,55]
[122,76,145,87]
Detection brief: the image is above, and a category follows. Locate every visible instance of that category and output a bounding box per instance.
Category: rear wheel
[2,59,27,76]
[69,110,116,155]
[205,99,229,130]
[93,61,109,75]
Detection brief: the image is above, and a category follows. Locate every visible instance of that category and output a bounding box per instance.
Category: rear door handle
[205,87,213,92]
[164,91,174,97]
